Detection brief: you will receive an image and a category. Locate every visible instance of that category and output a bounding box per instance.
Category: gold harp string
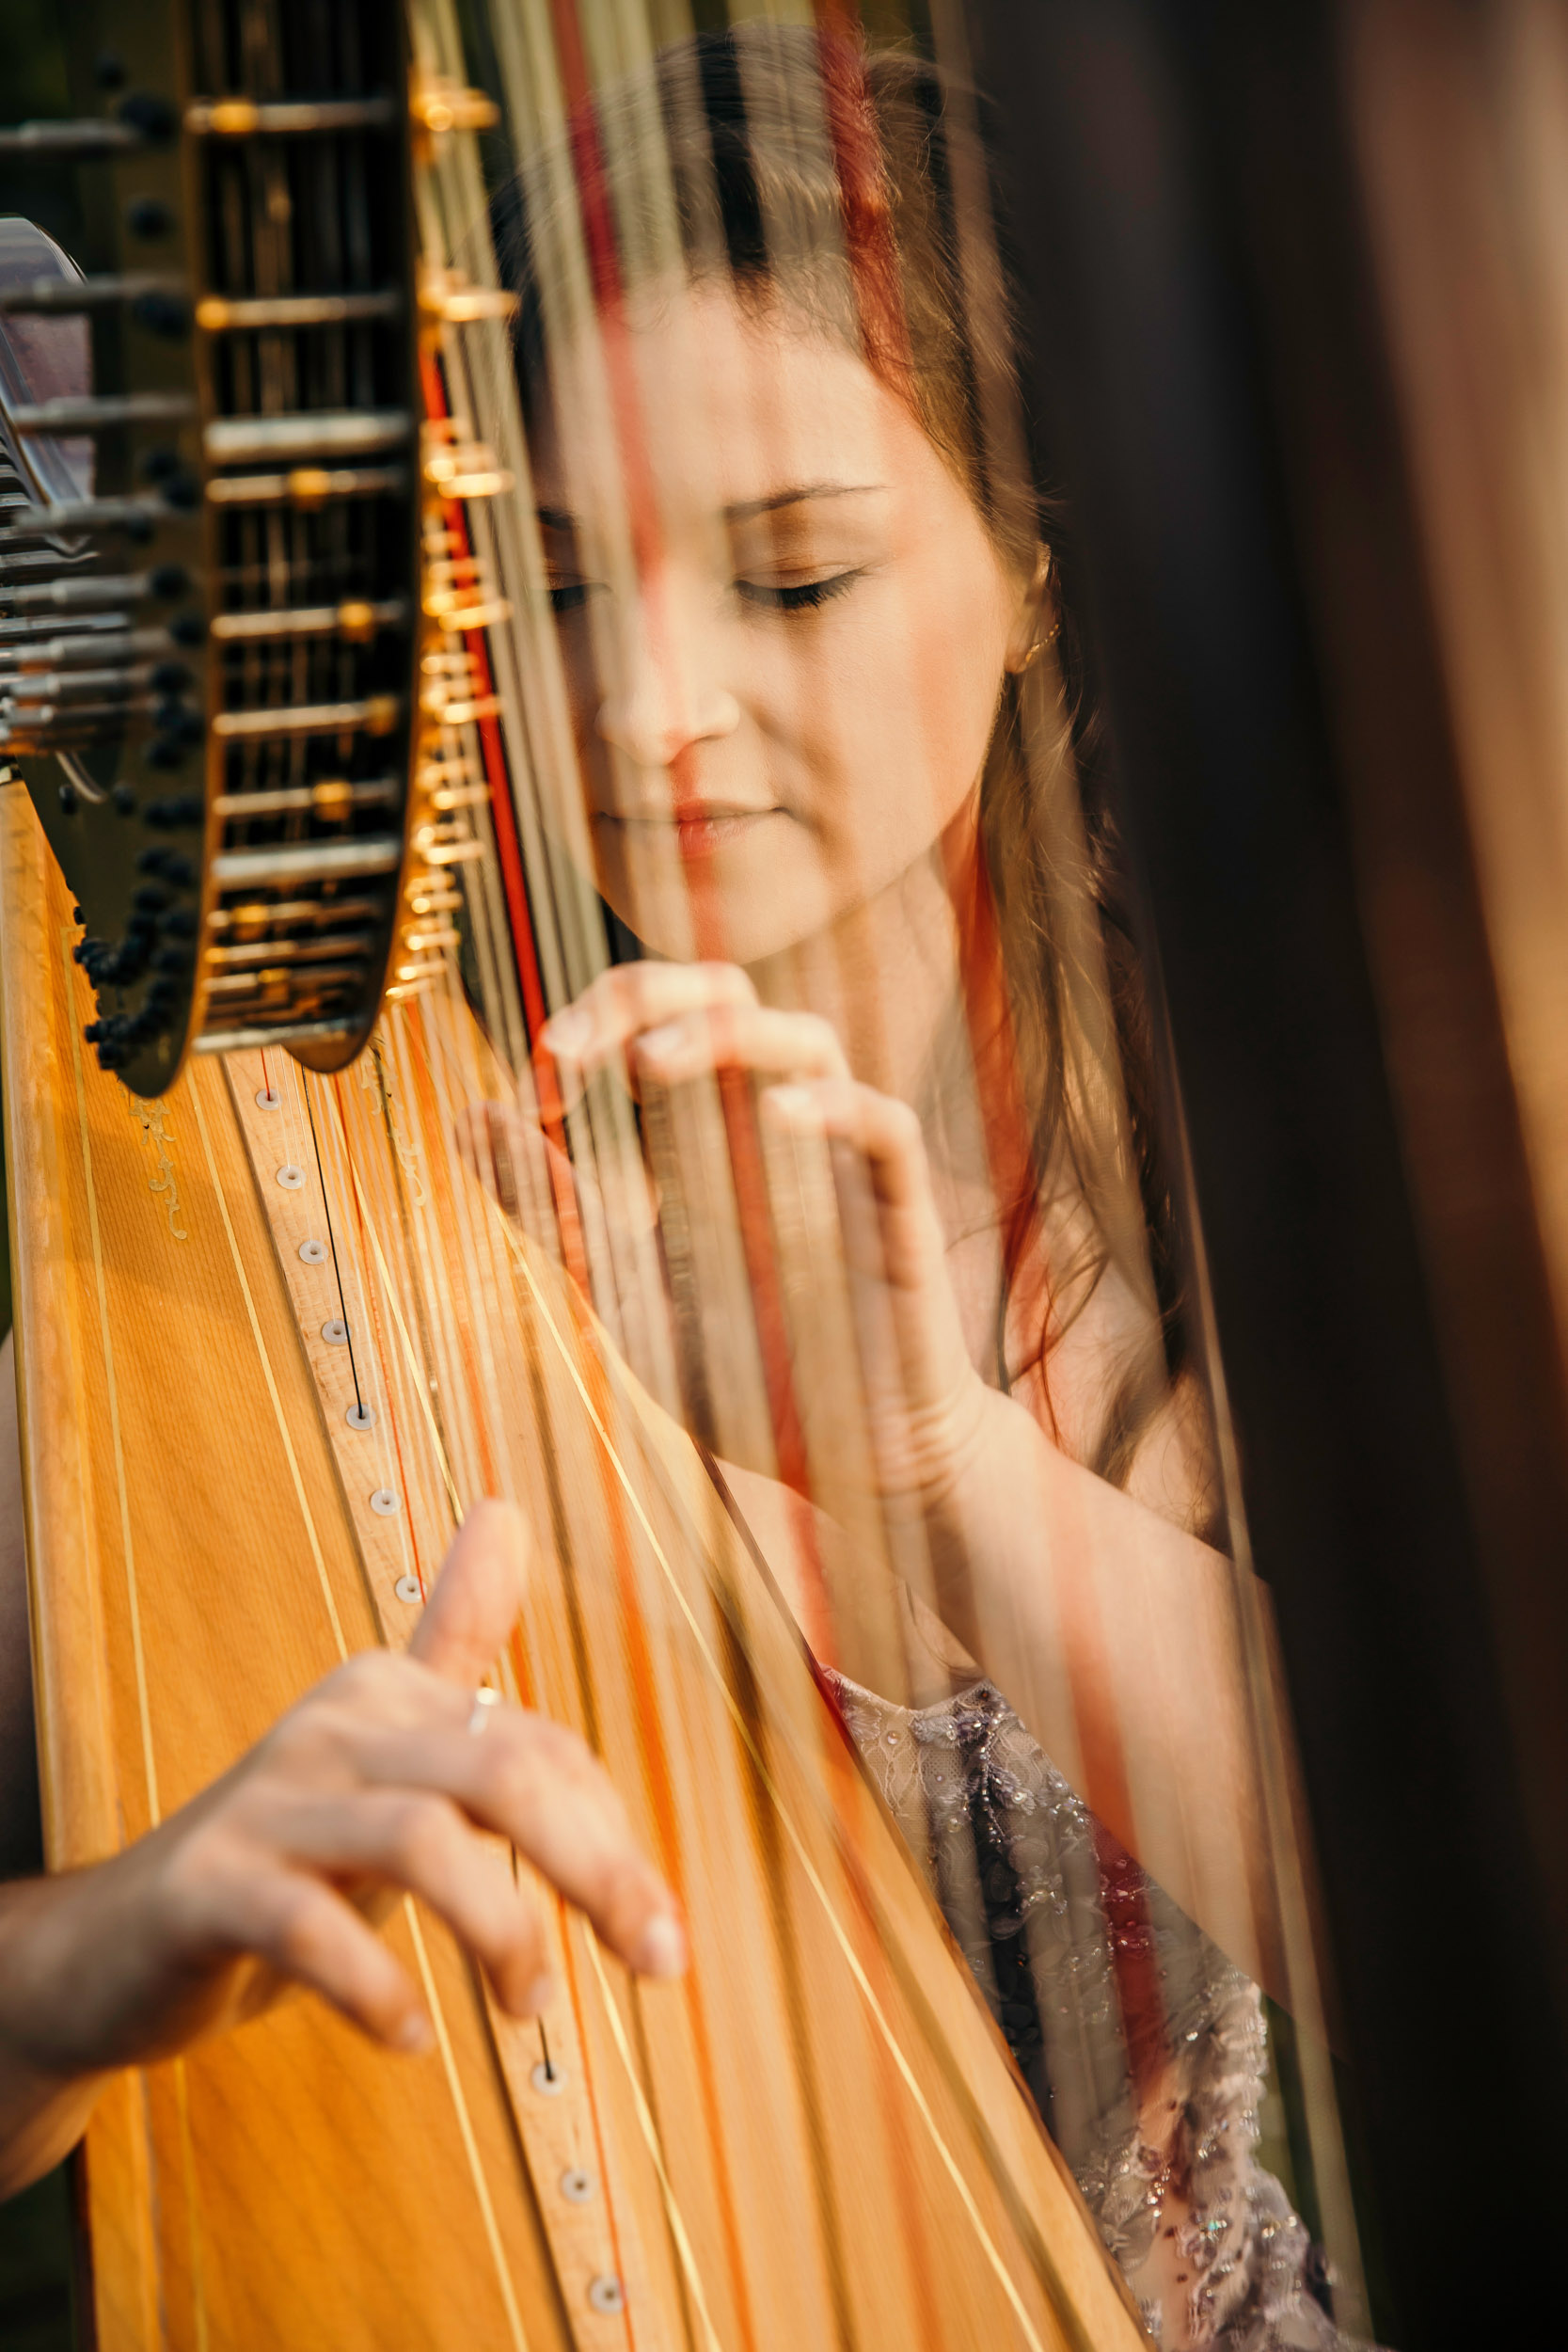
[362,1019,475,1499]
[489,1198,1055,2352]
[391,998,510,1502]
[61,926,161,1821]
[66,931,216,2345]
[341,1136,466,1525]
[404,13,1067,2333]
[581,1929,726,2352]
[294,1053,410,1525]
[324,1069,466,1530]
[404,1899,533,2352]
[403,960,767,2334]
[171,2055,212,2352]
[324,997,681,2340]
[404,982,692,2339]
[287,1054,428,1596]
[404,997,513,1468]
[208,1057,538,2343]
[511,1191,768,2352]
[190,1073,351,1665]
[425,0,699,1415]
[408,993,688,2324]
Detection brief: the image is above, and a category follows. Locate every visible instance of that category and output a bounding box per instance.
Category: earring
[1020,617,1062,670]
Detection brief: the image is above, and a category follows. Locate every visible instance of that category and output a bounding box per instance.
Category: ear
[1004,544,1054,675]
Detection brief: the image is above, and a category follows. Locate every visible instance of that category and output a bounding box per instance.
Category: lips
[595,807,778,859]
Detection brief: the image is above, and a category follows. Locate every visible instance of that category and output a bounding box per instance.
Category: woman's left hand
[538,962,995,1512]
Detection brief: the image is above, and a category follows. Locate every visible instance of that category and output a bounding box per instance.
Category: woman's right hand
[0,1501,684,2196]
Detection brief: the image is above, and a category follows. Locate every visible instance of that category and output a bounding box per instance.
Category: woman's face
[532,282,1026,966]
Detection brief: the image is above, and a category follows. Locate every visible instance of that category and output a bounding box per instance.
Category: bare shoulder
[0,1330,41,1880]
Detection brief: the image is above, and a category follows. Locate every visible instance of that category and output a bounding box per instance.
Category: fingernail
[639,1022,680,1062]
[764,1084,819,1126]
[633,1912,688,1979]
[543,1007,591,1056]
[393,2010,435,2054]
[522,1972,557,2016]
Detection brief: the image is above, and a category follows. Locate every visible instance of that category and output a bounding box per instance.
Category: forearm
[0,1877,111,2199]
[923,1392,1281,1992]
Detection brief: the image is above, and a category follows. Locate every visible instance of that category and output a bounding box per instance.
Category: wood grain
[3,785,1147,2351]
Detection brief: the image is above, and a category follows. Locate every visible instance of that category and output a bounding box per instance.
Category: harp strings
[302,978,1066,2345]
[365,0,1342,2330]
[407,0,1017,2084]
[293,1014,758,2332]
[236,1035,650,2332]
[303,1011,924,2337]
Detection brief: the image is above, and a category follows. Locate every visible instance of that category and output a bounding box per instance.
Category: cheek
[764,568,1007,857]
[900,555,1014,803]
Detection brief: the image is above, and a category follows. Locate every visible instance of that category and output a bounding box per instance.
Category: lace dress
[824,1671,1370,2351]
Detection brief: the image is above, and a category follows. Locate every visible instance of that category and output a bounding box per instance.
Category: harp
[0,0,1385,2346]
[3,794,1152,2348]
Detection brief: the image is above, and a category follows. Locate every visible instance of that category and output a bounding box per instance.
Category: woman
[0,22,1355,2350]
[478,26,1365,2348]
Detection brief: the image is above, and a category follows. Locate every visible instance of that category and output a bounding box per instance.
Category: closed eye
[735,568,865,613]
[546,580,598,614]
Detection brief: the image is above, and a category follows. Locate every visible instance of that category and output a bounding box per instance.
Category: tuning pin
[408,77,499,135]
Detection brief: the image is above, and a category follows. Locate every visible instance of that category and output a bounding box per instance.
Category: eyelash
[546,568,864,617]
[735,568,863,613]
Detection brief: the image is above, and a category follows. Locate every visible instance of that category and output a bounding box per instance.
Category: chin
[599,842,830,969]
[616,898,818,970]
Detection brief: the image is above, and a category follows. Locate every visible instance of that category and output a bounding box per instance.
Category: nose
[594,586,740,774]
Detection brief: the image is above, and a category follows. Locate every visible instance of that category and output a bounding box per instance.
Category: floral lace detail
[824,1670,1373,2351]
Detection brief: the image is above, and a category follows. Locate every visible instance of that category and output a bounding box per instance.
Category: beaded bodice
[825,1672,1371,2350]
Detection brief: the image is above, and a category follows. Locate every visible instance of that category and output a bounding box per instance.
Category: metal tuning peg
[0,0,423,1097]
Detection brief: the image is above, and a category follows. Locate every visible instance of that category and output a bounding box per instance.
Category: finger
[408,1500,530,1688]
[230,1864,432,2051]
[762,1079,928,1207]
[275,1789,552,2017]
[539,962,756,1076]
[356,1710,686,1979]
[763,1080,949,1298]
[635,1004,849,1089]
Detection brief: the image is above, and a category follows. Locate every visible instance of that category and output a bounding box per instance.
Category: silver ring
[467,1687,500,1737]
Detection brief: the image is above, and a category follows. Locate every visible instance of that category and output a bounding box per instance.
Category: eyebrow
[723,482,885,523]
[533,483,884,534]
